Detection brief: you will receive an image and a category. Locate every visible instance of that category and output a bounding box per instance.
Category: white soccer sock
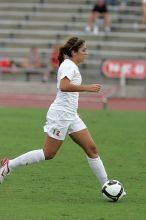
[87,156,108,186]
[9,149,45,170]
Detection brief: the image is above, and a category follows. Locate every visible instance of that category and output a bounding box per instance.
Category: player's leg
[43,135,63,160]
[69,128,108,186]
[0,135,63,183]
[9,135,62,169]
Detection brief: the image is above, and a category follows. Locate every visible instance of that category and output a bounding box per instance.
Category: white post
[120,67,127,98]
[102,96,108,110]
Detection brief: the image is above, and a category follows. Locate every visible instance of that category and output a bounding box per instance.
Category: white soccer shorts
[44,110,86,140]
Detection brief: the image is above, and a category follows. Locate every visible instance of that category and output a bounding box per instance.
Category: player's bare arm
[60,77,101,93]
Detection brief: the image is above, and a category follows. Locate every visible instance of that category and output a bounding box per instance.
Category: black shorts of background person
[92,3,108,14]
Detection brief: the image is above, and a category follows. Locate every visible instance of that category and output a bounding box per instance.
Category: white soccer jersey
[49,59,82,114]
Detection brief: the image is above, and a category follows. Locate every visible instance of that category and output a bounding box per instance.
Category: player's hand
[87,84,102,92]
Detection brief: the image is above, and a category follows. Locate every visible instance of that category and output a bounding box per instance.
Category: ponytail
[58,46,65,66]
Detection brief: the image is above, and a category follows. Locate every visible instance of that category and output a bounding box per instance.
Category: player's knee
[87,145,98,158]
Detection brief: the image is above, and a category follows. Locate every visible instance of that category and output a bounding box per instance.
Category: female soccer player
[0,36,108,188]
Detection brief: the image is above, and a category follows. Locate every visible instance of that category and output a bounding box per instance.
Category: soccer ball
[102,180,126,202]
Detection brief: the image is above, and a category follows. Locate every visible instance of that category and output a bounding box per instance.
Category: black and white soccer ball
[102,180,126,202]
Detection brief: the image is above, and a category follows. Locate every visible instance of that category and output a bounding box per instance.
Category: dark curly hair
[58,36,85,65]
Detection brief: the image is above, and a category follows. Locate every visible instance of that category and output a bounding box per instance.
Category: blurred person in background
[0,59,17,74]
[21,46,43,81]
[106,0,116,5]
[106,0,127,8]
[85,0,111,34]
[42,43,61,82]
[142,0,146,24]
[49,43,61,80]
[9,60,18,74]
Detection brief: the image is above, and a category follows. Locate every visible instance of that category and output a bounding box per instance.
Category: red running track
[0,93,146,111]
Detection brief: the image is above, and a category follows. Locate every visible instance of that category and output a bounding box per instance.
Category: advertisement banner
[102,60,146,79]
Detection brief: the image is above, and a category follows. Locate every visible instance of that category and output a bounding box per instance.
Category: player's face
[74,43,87,65]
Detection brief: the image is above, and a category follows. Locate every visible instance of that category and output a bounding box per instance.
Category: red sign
[0,59,10,73]
[0,59,9,68]
[102,60,146,79]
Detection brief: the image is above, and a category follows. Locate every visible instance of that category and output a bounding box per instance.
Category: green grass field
[0,107,146,220]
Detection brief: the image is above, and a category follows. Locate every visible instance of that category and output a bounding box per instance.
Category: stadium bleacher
[0,0,145,85]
